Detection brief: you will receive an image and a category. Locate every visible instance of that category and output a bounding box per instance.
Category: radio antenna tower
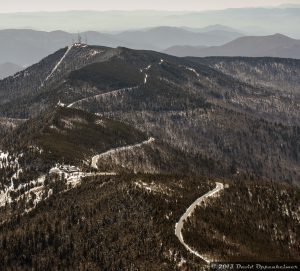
[77,32,82,44]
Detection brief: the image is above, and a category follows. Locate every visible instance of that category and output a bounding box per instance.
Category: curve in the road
[91,137,155,169]
[175,182,224,264]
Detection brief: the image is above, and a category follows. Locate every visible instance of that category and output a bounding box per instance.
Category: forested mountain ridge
[0,44,117,118]
[2,106,147,164]
[0,174,299,270]
[0,107,151,217]
[183,180,300,262]
[0,44,299,269]
[2,106,226,177]
[198,56,300,97]
[1,45,299,124]
[0,106,231,217]
[0,45,299,184]
[0,174,216,270]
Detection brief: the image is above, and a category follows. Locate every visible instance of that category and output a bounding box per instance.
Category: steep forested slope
[183,180,300,261]
[0,45,299,270]
[0,44,117,118]
[0,175,299,270]
[0,107,148,219]
[0,45,299,184]
[0,174,213,270]
[2,106,146,164]
[0,106,229,221]
[198,57,300,97]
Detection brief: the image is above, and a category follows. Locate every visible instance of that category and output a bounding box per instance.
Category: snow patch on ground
[178,257,186,268]
[0,150,21,173]
[90,49,103,56]
[134,180,173,195]
[95,119,106,127]
[0,151,9,168]
[186,67,200,77]
[144,74,148,84]
[49,125,60,131]
[0,174,46,208]
[60,116,88,130]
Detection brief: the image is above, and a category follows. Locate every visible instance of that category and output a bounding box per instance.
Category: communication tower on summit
[77,33,82,44]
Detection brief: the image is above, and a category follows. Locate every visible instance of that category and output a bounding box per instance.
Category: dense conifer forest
[0,44,299,270]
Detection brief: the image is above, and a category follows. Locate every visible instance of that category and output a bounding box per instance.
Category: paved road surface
[91,137,155,169]
[175,182,224,264]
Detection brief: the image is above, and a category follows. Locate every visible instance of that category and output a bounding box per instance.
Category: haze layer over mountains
[0,3,299,269]
[0,26,243,67]
[1,28,300,79]
[1,5,300,78]
[1,7,300,36]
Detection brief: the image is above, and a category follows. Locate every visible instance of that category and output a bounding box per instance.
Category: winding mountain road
[175,182,224,264]
[91,137,155,169]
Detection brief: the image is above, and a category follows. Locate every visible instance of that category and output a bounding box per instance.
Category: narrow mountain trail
[45,45,73,82]
[67,86,139,108]
[91,137,155,169]
[175,182,224,264]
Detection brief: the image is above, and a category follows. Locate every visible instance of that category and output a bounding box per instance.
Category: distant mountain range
[164,45,208,57]
[278,3,300,8]
[0,8,300,37]
[114,26,242,49]
[164,34,300,59]
[180,24,241,33]
[0,26,242,68]
[1,29,300,80]
[0,62,22,79]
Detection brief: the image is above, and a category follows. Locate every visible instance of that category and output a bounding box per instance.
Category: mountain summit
[0,41,299,270]
[1,44,299,184]
[164,34,300,58]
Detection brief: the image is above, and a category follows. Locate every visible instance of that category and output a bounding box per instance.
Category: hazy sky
[2,0,300,12]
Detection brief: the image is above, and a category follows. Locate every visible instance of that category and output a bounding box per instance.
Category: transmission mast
[77,32,82,44]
